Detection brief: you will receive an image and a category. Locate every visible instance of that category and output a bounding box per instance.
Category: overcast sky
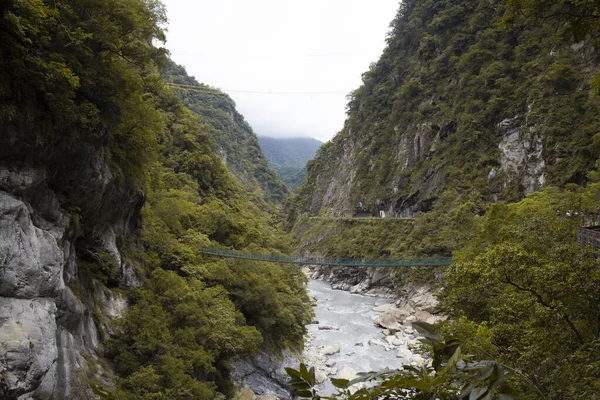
[161,0,400,142]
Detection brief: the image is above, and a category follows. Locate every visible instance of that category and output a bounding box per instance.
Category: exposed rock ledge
[304,265,395,298]
[0,165,138,399]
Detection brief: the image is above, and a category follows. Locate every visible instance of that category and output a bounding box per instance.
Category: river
[303,279,411,395]
[234,279,421,398]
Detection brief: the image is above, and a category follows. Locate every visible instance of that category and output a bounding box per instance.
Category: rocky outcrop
[0,165,140,399]
[304,135,357,217]
[0,192,65,299]
[289,0,600,221]
[374,288,442,333]
[0,298,57,399]
[489,115,545,195]
[305,266,395,298]
[232,352,295,399]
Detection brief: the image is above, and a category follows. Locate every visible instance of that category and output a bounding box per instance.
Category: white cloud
[161,0,400,142]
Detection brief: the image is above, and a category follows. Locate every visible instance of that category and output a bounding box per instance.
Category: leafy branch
[286,322,520,400]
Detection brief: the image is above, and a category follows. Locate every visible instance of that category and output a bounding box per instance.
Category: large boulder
[336,366,357,381]
[315,368,328,384]
[409,292,439,314]
[321,344,340,355]
[374,307,410,331]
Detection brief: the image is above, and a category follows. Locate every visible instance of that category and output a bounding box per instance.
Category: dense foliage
[289,189,600,399]
[162,62,288,204]
[292,217,414,259]
[292,188,482,260]
[105,54,311,400]
[289,0,600,219]
[258,137,323,190]
[505,0,600,43]
[287,2,600,399]
[101,86,311,398]
[1,1,311,398]
[440,185,600,399]
[0,0,167,223]
[5,0,600,398]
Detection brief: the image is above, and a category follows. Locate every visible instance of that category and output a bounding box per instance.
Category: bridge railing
[198,247,452,267]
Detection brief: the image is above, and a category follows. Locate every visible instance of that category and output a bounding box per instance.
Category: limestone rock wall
[0,165,135,399]
[489,115,546,195]
[305,135,357,218]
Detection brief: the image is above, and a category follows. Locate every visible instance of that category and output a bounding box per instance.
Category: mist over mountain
[163,61,289,204]
[4,0,600,398]
[258,136,323,190]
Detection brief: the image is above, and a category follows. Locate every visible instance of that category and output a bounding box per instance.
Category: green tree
[105,269,263,399]
[441,186,600,398]
[505,0,600,40]
[1,1,312,397]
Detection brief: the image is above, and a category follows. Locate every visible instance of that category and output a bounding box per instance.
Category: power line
[225,89,347,95]
[166,82,348,96]
[171,50,369,60]
[166,83,226,94]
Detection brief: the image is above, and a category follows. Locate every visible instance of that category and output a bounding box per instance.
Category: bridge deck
[199,248,452,267]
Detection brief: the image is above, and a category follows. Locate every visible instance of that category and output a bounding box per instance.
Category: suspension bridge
[199,247,453,267]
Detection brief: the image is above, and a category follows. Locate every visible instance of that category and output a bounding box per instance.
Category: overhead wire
[170,50,370,60]
[166,82,348,96]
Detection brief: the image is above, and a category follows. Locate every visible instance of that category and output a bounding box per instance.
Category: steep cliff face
[163,62,289,204]
[0,161,137,398]
[0,0,162,395]
[290,0,600,219]
[0,2,312,397]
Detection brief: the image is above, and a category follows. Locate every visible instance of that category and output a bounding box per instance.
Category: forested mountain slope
[289,0,600,220]
[283,1,600,398]
[0,1,310,398]
[258,136,323,190]
[163,62,289,204]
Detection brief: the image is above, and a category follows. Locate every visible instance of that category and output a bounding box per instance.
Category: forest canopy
[1,0,311,398]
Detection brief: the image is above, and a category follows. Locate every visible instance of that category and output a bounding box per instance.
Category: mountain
[285,0,600,397]
[163,61,289,204]
[258,136,323,190]
[288,0,600,221]
[0,2,310,398]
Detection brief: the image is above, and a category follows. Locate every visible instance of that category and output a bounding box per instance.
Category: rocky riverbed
[235,278,442,398]
[302,279,439,395]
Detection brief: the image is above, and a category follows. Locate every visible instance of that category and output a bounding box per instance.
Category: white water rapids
[234,279,422,398]
[303,279,413,395]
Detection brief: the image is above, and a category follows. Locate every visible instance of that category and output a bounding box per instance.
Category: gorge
[2,0,600,399]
